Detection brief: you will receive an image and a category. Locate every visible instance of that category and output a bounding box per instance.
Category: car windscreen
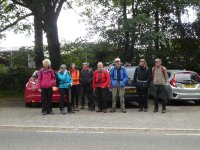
[175,72,200,83]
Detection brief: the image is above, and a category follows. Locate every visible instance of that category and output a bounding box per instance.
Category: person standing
[70,63,80,111]
[152,58,169,113]
[93,62,110,113]
[38,59,55,115]
[110,58,128,113]
[57,64,74,114]
[80,62,94,111]
[134,59,151,112]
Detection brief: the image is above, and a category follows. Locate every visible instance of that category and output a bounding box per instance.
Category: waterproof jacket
[110,65,128,88]
[57,70,72,89]
[80,68,93,85]
[134,66,151,85]
[93,69,110,90]
[38,67,55,89]
[70,69,80,85]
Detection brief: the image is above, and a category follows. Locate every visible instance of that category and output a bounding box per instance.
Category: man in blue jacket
[110,58,128,113]
[57,64,74,115]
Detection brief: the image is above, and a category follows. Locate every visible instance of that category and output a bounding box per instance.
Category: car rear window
[126,68,136,80]
[175,72,200,83]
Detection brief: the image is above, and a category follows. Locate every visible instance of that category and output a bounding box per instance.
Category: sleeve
[110,68,114,81]
[122,68,128,84]
[164,67,169,80]
[133,67,138,84]
[147,68,151,85]
[92,71,96,90]
[79,70,83,83]
[69,73,73,85]
[51,70,55,85]
[102,70,110,88]
[37,69,42,89]
[90,69,94,82]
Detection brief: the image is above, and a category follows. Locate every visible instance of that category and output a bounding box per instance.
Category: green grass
[0,89,24,98]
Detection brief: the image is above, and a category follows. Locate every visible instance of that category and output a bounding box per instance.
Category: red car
[24,70,66,107]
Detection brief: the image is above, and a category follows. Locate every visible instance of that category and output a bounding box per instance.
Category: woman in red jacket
[38,59,55,115]
[93,62,110,113]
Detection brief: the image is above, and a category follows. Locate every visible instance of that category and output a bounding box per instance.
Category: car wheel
[25,103,32,107]
[194,101,200,105]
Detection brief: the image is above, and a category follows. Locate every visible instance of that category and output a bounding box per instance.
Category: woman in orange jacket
[70,63,80,111]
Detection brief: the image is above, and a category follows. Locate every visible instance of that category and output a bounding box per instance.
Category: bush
[0,67,35,90]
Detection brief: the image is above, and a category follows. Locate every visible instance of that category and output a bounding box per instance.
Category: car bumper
[169,92,200,100]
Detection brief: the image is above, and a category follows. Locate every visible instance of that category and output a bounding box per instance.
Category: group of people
[37,57,168,115]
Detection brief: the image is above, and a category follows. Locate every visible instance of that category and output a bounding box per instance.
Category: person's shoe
[81,105,84,109]
[162,109,166,113]
[49,111,54,115]
[144,109,147,112]
[103,109,107,113]
[61,110,66,115]
[138,108,143,112]
[67,110,75,114]
[110,108,116,113]
[153,108,158,113]
[42,111,47,115]
[75,106,80,111]
[96,109,102,112]
[121,110,126,113]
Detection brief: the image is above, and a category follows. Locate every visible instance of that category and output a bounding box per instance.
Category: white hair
[97,62,103,66]
[42,59,51,66]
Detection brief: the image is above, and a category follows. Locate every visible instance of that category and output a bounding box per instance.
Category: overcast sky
[0,6,197,48]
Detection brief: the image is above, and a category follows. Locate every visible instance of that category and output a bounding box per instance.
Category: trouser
[96,87,108,110]
[71,84,80,107]
[81,84,94,108]
[137,87,148,109]
[112,87,125,110]
[59,88,72,112]
[41,88,52,113]
[154,85,166,110]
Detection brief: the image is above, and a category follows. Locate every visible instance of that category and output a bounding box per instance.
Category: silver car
[149,70,200,104]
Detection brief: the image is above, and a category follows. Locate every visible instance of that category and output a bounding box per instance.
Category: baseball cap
[60,64,66,68]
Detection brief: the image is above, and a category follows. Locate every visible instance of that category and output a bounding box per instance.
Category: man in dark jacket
[134,59,151,112]
[80,62,94,111]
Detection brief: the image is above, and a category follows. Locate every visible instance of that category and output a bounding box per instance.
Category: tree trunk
[44,1,61,70]
[34,15,44,69]
[154,8,159,52]
[122,0,130,61]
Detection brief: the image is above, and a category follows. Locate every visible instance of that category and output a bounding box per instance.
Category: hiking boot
[96,109,102,112]
[42,111,47,115]
[153,108,158,113]
[103,109,107,113]
[67,111,75,114]
[121,109,126,113]
[138,108,143,112]
[81,105,84,109]
[144,109,147,112]
[162,109,166,113]
[61,110,66,115]
[110,108,116,113]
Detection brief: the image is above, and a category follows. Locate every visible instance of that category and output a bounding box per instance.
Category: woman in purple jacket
[38,59,55,115]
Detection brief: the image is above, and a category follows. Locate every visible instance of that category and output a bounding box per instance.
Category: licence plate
[184,84,196,88]
[125,88,136,94]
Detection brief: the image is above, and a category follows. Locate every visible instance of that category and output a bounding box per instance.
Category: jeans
[137,87,148,109]
[59,88,72,112]
[153,85,167,110]
[41,88,52,113]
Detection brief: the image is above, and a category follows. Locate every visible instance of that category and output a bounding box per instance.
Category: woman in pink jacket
[38,59,55,115]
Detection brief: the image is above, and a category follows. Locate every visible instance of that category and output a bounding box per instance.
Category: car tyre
[194,101,200,105]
